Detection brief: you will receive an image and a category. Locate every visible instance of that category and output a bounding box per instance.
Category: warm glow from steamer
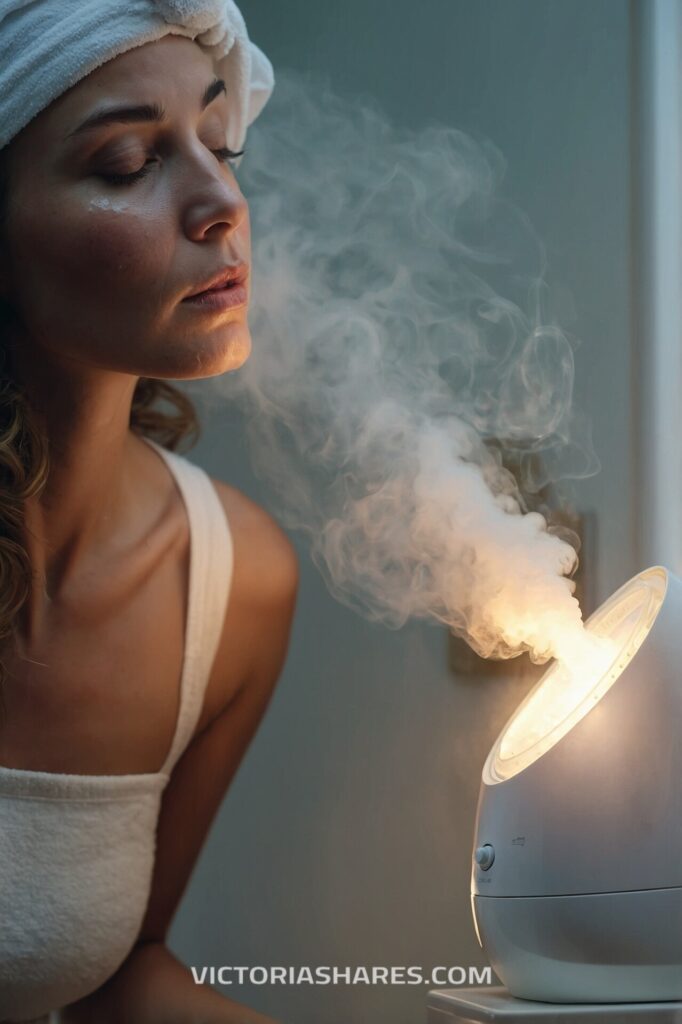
[483,568,668,784]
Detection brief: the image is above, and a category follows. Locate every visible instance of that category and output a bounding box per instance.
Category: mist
[207,68,603,665]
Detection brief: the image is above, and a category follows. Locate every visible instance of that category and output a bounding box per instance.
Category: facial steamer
[470,565,682,1002]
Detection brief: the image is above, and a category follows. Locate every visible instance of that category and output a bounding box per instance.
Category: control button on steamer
[474,844,495,870]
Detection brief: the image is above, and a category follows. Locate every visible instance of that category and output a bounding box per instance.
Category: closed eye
[99,145,245,186]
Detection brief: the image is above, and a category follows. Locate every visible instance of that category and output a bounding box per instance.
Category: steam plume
[209,69,603,664]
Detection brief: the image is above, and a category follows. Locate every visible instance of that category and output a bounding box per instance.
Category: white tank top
[0,437,234,1023]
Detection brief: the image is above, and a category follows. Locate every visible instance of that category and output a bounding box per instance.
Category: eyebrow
[65,77,227,140]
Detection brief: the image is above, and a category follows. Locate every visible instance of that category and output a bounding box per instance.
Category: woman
[0,2,297,1022]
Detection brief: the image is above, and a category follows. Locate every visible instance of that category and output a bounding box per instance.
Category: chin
[164,322,252,380]
[214,321,251,372]
[215,331,252,375]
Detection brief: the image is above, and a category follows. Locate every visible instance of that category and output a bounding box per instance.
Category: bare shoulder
[209,476,299,601]
[198,476,300,728]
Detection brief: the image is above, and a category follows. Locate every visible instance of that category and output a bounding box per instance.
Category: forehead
[13,35,215,151]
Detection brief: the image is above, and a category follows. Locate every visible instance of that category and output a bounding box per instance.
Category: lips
[183,262,249,300]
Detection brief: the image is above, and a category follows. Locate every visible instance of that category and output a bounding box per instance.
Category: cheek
[9,195,174,338]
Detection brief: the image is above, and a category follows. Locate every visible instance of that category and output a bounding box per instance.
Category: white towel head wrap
[0,0,274,161]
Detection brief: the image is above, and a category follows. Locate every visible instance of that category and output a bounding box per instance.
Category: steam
[209,69,604,664]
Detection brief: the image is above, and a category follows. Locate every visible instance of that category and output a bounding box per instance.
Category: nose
[181,156,248,242]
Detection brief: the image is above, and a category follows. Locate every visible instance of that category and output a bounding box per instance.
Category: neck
[10,339,143,643]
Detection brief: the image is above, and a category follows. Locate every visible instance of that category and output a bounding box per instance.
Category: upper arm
[135,482,299,945]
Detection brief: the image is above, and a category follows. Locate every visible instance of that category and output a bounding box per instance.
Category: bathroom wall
[169,3,634,1022]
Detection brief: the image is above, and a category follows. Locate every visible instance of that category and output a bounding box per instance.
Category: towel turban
[0,0,274,163]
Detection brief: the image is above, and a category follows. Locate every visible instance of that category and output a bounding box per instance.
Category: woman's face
[0,34,252,381]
